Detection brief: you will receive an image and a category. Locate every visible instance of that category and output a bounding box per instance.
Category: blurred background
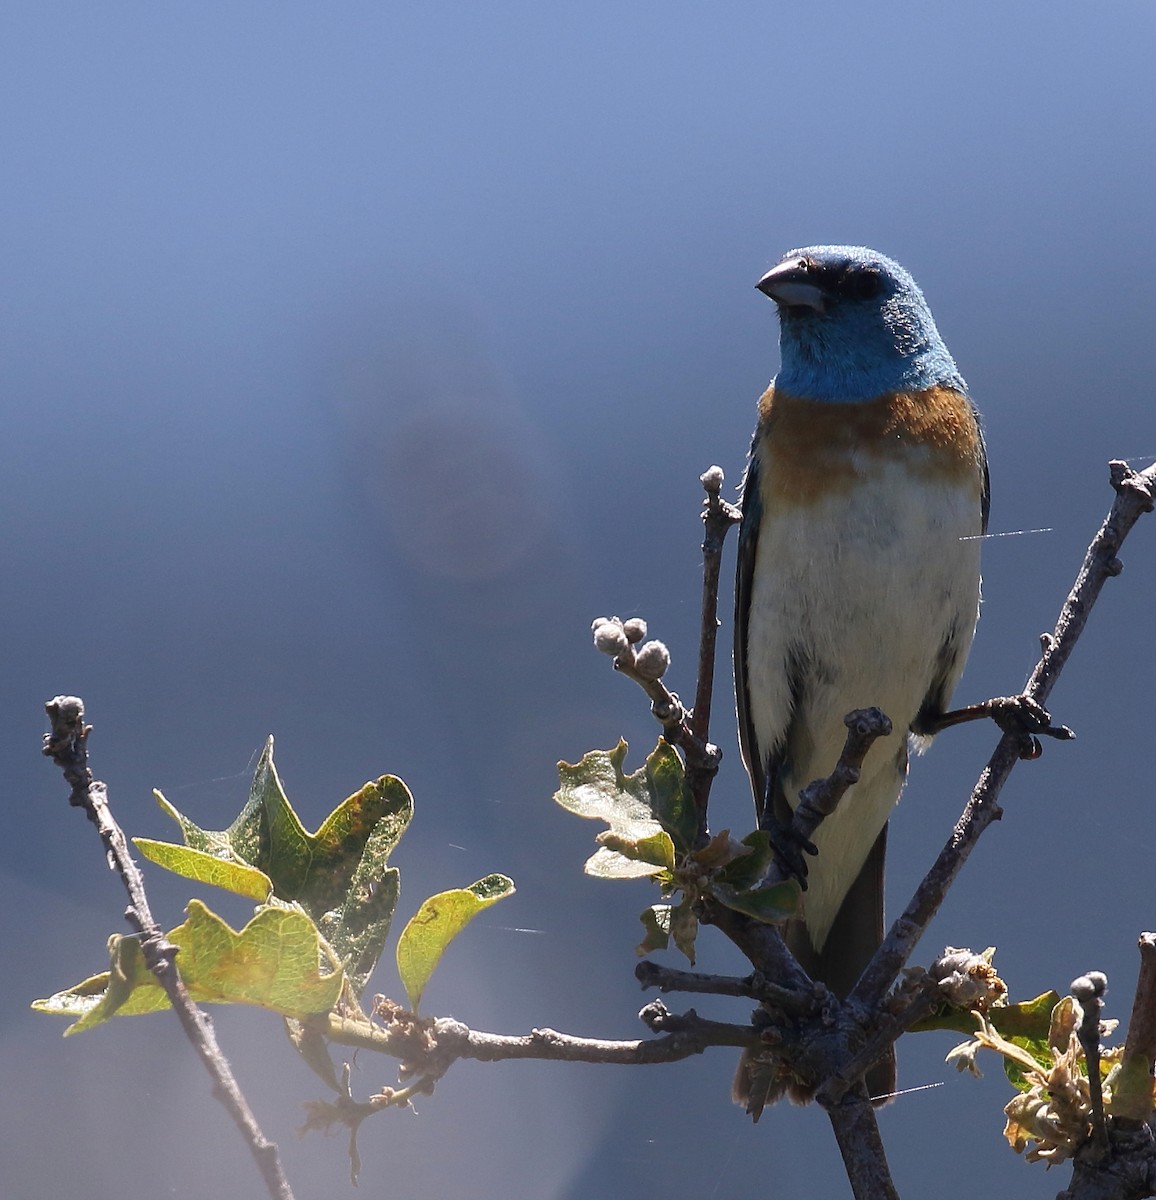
[3,3,1155,1197]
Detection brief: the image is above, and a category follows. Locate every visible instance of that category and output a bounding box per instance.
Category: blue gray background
[3,4,1155,1198]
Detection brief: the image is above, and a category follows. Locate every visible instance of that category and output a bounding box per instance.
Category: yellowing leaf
[133,839,272,902]
[33,900,343,1033]
[396,875,515,1011]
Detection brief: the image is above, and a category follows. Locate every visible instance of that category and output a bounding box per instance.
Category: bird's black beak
[756,260,826,312]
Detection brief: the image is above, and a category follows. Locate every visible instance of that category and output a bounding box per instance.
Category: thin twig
[591,466,741,845]
[793,708,893,839]
[42,696,296,1200]
[635,960,815,1012]
[1071,973,1109,1154]
[325,1002,757,1073]
[852,460,1156,1010]
[688,466,742,832]
[691,466,741,748]
[591,617,715,761]
[699,900,813,993]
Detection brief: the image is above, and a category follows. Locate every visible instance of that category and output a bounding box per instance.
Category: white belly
[744,459,982,948]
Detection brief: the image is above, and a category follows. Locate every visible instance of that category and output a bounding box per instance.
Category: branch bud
[634,640,671,681]
[621,618,648,644]
[592,617,630,657]
[700,465,724,493]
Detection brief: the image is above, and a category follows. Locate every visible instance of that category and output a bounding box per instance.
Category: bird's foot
[985,695,1075,759]
[930,694,1074,759]
[765,815,817,887]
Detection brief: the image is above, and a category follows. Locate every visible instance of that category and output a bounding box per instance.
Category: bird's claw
[767,817,818,887]
[984,695,1075,760]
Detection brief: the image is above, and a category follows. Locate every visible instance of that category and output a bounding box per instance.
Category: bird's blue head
[757,245,965,404]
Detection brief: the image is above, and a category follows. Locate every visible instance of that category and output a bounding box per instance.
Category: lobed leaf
[149,740,412,996]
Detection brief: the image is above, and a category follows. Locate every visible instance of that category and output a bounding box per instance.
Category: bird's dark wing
[734,429,765,818]
[735,424,802,828]
[974,403,991,535]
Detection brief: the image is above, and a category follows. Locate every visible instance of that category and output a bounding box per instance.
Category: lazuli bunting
[732,246,988,1108]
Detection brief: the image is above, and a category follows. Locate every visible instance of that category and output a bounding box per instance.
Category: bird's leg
[924,695,1075,760]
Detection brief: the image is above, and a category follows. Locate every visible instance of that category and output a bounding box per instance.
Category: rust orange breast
[756,385,986,505]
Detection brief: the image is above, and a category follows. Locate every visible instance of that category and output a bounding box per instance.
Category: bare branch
[791,707,893,848]
[826,1093,901,1200]
[691,466,742,748]
[42,697,296,1200]
[636,960,761,998]
[1028,460,1156,707]
[816,987,938,1109]
[635,959,818,1014]
[1057,1126,1156,1200]
[687,465,742,832]
[325,1000,757,1083]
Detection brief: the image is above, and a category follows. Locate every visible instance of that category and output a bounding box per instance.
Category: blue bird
[732,246,988,1110]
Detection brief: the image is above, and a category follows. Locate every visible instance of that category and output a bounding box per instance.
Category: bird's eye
[839,267,883,301]
[797,258,811,272]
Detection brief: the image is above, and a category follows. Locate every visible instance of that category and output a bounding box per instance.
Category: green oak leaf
[317,865,401,999]
[396,875,515,1011]
[33,900,343,1033]
[913,990,1061,1039]
[555,740,695,877]
[712,830,775,890]
[641,740,698,856]
[149,740,412,994]
[708,878,801,924]
[916,988,1062,1092]
[1000,993,1073,1092]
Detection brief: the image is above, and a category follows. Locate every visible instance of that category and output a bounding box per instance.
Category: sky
[3,3,1156,1198]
